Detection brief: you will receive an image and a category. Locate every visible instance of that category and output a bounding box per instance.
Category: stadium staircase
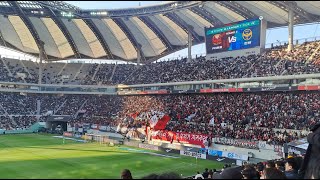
[281,70,288,76]
[74,99,88,118]
[57,63,68,76]
[275,59,284,68]
[229,59,241,72]
[0,104,11,119]
[109,63,118,81]
[37,100,41,115]
[91,63,101,81]
[73,63,85,81]
[10,116,18,126]
[54,99,67,115]
[123,65,143,83]
[307,42,320,63]
[19,60,32,78]
[21,77,27,83]
[244,51,266,77]
[1,58,13,77]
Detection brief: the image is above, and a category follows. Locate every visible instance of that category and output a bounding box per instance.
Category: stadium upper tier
[0,1,320,62]
[0,41,320,85]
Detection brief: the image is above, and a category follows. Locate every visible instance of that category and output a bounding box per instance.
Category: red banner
[153,115,171,131]
[151,130,208,148]
[200,88,243,93]
[139,90,168,95]
[298,85,320,91]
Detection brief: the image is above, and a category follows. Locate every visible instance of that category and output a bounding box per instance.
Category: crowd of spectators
[0,40,320,85]
[0,40,318,143]
[120,153,312,179]
[0,116,15,130]
[0,91,316,145]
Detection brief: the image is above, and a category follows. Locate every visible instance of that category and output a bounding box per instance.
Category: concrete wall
[212,143,283,160]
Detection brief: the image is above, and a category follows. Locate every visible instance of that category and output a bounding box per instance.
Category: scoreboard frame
[204,18,267,56]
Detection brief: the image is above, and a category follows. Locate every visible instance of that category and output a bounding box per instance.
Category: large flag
[150,114,171,131]
[153,115,171,130]
[150,114,158,128]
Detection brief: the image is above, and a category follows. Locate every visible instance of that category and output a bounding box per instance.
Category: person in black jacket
[284,158,299,179]
[261,168,287,179]
[202,168,209,179]
[301,122,320,179]
[275,160,285,172]
[120,169,132,179]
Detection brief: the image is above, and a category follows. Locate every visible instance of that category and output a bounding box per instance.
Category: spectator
[266,161,276,169]
[241,165,260,179]
[284,158,299,179]
[208,169,213,179]
[212,167,242,179]
[194,172,204,179]
[202,168,209,179]
[275,161,285,172]
[261,168,287,179]
[120,169,132,179]
[304,156,320,179]
[141,172,181,179]
[302,122,320,179]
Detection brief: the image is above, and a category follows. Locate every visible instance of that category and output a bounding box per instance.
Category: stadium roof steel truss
[0,1,320,63]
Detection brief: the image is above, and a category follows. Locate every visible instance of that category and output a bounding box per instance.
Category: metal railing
[265,36,320,49]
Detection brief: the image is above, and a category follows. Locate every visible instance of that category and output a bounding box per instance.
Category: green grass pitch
[0,134,224,179]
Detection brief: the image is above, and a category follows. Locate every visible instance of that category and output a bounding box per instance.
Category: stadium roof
[0,1,319,63]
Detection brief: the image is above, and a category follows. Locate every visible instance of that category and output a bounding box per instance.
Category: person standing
[202,168,209,179]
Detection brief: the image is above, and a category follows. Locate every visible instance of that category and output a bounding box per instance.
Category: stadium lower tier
[0,91,318,146]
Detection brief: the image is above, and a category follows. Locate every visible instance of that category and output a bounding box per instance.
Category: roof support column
[137,43,142,66]
[288,8,294,52]
[38,41,45,85]
[187,25,193,63]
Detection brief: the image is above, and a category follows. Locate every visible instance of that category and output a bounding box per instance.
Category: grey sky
[66,1,320,61]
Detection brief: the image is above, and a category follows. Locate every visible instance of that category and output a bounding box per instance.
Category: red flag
[153,115,171,131]
[131,112,139,119]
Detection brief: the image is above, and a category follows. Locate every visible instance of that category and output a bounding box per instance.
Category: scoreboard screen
[205,18,261,54]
